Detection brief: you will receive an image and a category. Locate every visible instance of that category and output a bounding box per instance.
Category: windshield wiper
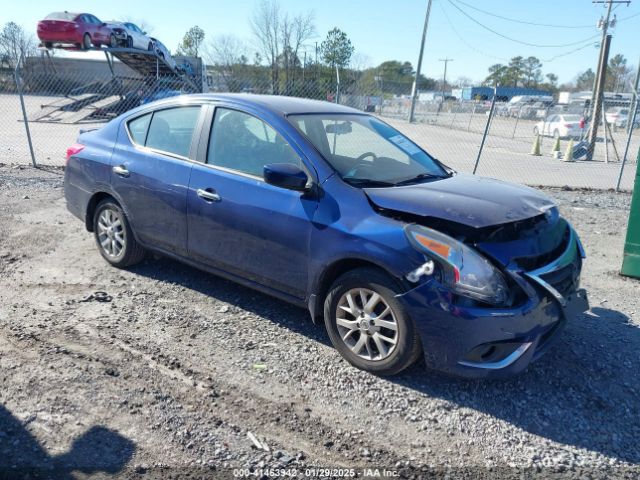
[393,173,446,186]
[344,177,397,187]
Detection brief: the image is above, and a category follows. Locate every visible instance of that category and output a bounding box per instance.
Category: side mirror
[101,22,107,27]
[264,163,308,191]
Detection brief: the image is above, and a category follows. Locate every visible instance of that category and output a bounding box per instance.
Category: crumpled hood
[364,173,556,229]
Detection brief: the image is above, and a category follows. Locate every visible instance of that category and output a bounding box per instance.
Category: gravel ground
[0,162,639,479]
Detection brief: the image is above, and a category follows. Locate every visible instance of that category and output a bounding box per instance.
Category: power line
[439,1,601,64]
[542,41,599,62]
[446,0,603,48]
[438,1,511,62]
[449,0,595,28]
[450,0,640,28]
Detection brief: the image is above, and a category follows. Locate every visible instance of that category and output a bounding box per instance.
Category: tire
[533,126,539,136]
[324,268,422,376]
[82,33,92,50]
[93,199,146,268]
[109,34,118,48]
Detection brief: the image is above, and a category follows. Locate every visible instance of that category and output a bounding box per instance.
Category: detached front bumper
[399,226,589,379]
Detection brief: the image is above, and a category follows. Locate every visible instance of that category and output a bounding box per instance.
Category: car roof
[181,93,363,116]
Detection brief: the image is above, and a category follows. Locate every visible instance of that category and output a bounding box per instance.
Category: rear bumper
[37,31,82,44]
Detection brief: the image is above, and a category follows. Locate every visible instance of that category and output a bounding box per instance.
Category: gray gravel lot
[0,162,639,479]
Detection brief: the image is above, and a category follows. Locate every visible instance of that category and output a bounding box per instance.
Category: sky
[3,0,640,85]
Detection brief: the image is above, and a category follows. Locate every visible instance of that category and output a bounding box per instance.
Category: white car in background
[109,21,153,50]
[150,37,177,70]
[605,107,630,125]
[534,114,585,139]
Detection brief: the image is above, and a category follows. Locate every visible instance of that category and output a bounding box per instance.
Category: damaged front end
[378,203,589,378]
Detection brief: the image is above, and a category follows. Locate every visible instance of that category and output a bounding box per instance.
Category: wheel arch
[85,192,115,231]
[308,257,406,323]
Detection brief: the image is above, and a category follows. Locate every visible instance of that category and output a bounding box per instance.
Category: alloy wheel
[97,208,126,258]
[335,288,398,361]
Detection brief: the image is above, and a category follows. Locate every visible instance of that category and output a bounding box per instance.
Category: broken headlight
[405,224,508,305]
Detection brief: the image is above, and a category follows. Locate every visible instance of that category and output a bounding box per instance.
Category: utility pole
[439,58,453,102]
[587,0,629,160]
[408,0,433,123]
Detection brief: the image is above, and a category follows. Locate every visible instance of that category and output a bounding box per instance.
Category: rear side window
[127,106,201,158]
[128,113,151,145]
[45,12,78,21]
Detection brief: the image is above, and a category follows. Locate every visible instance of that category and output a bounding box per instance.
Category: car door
[187,106,317,299]
[87,15,106,43]
[110,104,205,255]
[125,23,145,49]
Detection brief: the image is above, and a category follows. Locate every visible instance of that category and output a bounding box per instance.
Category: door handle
[196,188,221,202]
[112,165,130,177]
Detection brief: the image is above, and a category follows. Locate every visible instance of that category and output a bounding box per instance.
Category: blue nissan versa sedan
[64,94,589,378]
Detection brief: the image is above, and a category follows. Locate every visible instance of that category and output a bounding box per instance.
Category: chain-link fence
[3,50,639,190]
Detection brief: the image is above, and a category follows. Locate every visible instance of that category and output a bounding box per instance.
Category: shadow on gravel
[0,404,135,478]
[130,257,640,465]
[392,307,640,465]
[130,257,331,347]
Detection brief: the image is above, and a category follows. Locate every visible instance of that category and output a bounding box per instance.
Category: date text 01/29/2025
[232,468,400,477]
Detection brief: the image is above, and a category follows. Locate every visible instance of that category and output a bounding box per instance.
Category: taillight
[66,143,85,163]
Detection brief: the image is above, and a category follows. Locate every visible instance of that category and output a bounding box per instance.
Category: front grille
[538,254,580,297]
[513,227,569,271]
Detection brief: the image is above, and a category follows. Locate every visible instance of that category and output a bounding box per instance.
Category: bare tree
[251,0,281,93]
[280,11,315,94]
[204,34,249,91]
[0,22,36,69]
[250,0,314,95]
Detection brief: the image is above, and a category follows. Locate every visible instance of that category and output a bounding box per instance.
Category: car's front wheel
[93,199,146,268]
[324,268,422,376]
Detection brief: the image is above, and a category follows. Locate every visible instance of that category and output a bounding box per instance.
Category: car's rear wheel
[93,199,146,268]
[82,33,92,50]
[324,268,422,376]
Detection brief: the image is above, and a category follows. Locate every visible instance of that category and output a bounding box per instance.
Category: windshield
[288,114,448,186]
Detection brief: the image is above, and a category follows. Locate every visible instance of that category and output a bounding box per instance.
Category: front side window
[289,114,447,187]
[126,106,201,158]
[207,108,301,178]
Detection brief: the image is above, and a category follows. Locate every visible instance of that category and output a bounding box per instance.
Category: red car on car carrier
[37,11,118,50]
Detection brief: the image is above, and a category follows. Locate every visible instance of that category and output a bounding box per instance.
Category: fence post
[472,87,497,175]
[616,98,640,191]
[14,56,37,168]
[511,104,523,139]
[467,102,476,131]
